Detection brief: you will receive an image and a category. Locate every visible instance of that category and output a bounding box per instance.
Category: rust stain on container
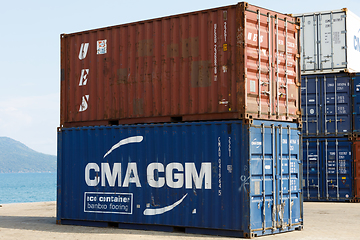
[137,39,154,57]
[117,68,128,84]
[60,2,301,127]
[191,61,211,88]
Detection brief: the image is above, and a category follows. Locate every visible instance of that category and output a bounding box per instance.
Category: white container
[295,9,360,74]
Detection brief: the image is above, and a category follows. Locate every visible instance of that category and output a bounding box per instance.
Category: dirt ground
[0,201,359,240]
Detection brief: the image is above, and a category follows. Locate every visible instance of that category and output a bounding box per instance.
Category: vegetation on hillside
[0,137,56,173]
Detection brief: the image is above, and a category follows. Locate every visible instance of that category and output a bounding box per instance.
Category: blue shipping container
[303,137,354,201]
[353,75,360,133]
[301,73,352,137]
[57,120,303,238]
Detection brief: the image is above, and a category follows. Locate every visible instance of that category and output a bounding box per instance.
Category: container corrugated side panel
[57,122,250,235]
[57,120,302,237]
[303,137,353,201]
[301,73,352,137]
[296,9,360,74]
[60,3,300,127]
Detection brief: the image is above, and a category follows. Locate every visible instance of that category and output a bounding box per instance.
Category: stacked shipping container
[60,3,301,127]
[302,137,354,201]
[57,121,303,238]
[297,9,360,74]
[296,9,360,201]
[58,2,303,238]
[354,77,360,200]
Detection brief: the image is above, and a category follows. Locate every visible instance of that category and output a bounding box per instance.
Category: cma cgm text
[85,162,212,189]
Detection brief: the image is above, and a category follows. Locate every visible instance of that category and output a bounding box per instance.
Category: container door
[245,8,299,121]
[318,12,347,71]
[303,139,321,200]
[271,15,299,121]
[249,122,301,233]
[249,123,278,232]
[353,75,360,133]
[299,14,318,72]
[276,124,301,230]
[322,74,352,136]
[323,138,353,200]
[301,75,321,136]
[245,11,274,120]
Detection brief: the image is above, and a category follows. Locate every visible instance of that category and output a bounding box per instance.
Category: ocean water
[0,172,56,204]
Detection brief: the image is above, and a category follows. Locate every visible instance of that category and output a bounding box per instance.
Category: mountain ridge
[0,137,56,173]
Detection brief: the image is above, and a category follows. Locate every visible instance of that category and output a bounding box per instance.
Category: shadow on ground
[0,215,225,239]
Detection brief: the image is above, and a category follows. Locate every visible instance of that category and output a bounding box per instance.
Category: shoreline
[0,200,55,205]
[0,172,56,174]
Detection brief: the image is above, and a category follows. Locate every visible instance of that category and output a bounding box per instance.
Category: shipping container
[60,2,301,128]
[301,73,353,137]
[353,75,360,133]
[353,140,360,201]
[303,137,354,201]
[295,9,360,74]
[57,120,303,238]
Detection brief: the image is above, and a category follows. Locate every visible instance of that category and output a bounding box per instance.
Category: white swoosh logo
[103,136,143,158]
[143,194,188,216]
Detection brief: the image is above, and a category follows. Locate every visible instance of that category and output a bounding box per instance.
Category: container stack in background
[57,2,303,238]
[295,9,360,202]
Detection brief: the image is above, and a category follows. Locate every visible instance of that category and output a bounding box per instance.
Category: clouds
[0,93,59,155]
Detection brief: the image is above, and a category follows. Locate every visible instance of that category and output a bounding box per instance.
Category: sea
[0,172,56,204]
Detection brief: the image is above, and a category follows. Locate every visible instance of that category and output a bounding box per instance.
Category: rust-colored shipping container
[60,2,300,127]
[353,140,360,201]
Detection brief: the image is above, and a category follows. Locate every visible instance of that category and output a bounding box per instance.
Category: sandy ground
[0,201,359,240]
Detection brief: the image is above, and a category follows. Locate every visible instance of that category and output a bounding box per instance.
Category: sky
[1,0,360,156]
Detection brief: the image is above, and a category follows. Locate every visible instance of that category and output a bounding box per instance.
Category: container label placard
[97,40,107,54]
[84,192,133,214]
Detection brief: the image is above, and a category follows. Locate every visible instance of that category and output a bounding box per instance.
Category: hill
[0,137,56,173]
